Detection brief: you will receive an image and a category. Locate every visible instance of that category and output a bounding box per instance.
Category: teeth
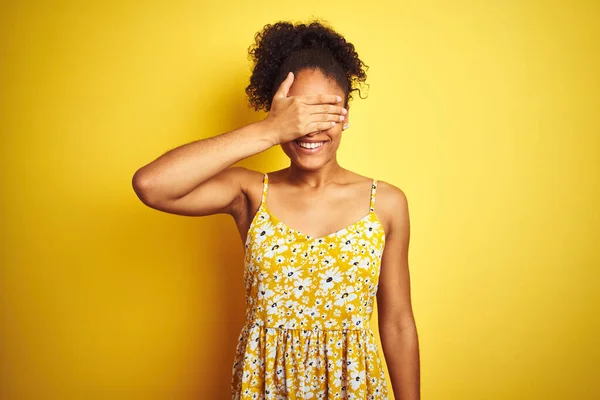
[297,141,324,149]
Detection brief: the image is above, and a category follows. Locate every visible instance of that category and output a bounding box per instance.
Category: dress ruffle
[231,322,389,399]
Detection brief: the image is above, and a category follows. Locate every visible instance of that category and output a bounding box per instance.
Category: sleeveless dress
[231,173,389,399]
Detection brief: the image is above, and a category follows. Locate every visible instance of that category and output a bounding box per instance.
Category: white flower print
[349,369,366,391]
[266,293,285,315]
[231,178,390,399]
[304,305,321,320]
[334,286,358,307]
[283,298,295,316]
[248,329,261,352]
[350,256,370,269]
[283,317,298,329]
[341,238,355,252]
[282,265,300,280]
[255,221,275,244]
[264,238,288,258]
[352,314,363,328]
[321,255,336,267]
[320,266,343,291]
[272,271,280,282]
[293,277,312,298]
[345,352,359,374]
[257,282,274,300]
[303,383,315,399]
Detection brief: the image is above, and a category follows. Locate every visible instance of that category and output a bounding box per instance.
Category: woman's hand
[263,72,347,145]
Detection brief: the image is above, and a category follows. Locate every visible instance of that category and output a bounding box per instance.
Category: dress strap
[370,179,378,212]
[261,173,269,205]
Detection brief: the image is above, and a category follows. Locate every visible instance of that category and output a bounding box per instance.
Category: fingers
[309,112,345,123]
[307,104,347,116]
[305,121,338,134]
[274,72,295,99]
[302,94,343,105]
[307,103,346,124]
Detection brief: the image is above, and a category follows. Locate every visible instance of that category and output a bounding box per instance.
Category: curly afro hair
[245,20,368,112]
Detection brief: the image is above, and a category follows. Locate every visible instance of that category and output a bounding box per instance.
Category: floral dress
[231,173,389,399]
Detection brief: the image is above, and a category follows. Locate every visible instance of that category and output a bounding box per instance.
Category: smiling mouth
[295,140,326,149]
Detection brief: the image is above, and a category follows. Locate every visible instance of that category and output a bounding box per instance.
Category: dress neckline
[251,173,385,242]
[261,203,378,241]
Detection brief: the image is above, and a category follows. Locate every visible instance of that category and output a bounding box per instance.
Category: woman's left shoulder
[374,180,409,209]
[372,180,410,234]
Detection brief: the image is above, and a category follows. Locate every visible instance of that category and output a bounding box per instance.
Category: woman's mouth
[294,140,326,154]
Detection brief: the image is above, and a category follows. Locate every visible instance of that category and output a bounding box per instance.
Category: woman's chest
[245,210,386,271]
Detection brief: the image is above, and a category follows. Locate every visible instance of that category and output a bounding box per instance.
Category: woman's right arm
[131,71,346,219]
[131,120,274,218]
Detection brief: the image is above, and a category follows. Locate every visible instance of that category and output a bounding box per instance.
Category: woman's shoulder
[233,166,294,195]
[346,170,406,200]
[374,179,408,205]
[225,167,266,199]
[371,179,409,235]
[228,166,265,183]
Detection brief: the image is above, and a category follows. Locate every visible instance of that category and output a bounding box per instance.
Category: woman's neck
[285,160,347,188]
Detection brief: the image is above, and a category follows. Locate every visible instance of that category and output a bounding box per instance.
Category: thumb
[275,71,294,99]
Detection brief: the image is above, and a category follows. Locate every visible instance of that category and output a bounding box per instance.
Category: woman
[132,20,419,400]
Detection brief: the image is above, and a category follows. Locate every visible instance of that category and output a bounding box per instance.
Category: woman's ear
[342,110,350,131]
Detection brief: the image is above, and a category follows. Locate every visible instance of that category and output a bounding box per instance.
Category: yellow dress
[231,173,389,399]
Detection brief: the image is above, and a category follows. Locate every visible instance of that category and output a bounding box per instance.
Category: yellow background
[1,1,599,399]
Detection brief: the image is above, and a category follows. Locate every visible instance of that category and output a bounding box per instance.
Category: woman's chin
[290,155,330,171]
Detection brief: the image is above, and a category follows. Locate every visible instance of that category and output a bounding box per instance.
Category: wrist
[256,118,280,147]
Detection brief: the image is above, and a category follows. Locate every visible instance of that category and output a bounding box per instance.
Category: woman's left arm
[376,183,420,400]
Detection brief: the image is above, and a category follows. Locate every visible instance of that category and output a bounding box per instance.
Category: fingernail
[340,115,345,121]
[336,96,342,102]
[331,121,336,126]
[342,108,347,114]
